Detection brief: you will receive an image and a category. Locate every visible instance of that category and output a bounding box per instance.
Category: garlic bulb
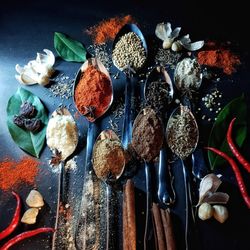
[155,22,181,49]
[178,34,204,51]
[15,49,55,86]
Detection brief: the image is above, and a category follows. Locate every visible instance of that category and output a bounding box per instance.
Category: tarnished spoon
[132,107,164,250]
[144,66,175,206]
[112,23,148,149]
[73,58,113,248]
[92,129,126,250]
[166,105,199,250]
[46,107,78,249]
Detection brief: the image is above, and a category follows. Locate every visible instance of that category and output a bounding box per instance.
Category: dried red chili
[227,118,250,173]
[206,147,250,209]
[0,228,55,250]
[0,192,21,241]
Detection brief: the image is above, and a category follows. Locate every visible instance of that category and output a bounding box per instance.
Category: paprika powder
[74,65,112,121]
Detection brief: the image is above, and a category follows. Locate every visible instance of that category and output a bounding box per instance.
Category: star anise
[84,106,96,119]
[50,149,62,166]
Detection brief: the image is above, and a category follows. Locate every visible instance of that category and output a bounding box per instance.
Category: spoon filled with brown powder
[92,129,126,250]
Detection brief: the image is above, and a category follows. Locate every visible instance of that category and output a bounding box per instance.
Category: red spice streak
[0,156,39,191]
[75,65,112,120]
[198,49,241,75]
[86,15,135,44]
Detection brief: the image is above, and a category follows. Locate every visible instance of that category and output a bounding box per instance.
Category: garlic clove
[155,22,172,41]
[213,205,229,223]
[15,64,25,74]
[26,190,45,208]
[179,34,191,45]
[21,208,39,224]
[181,40,204,51]
[171,41,182,52]
[198,174,222,204]
[198,202,214,220]
[163,38,174,49]
[202,192,230,205]
[38,74,50,86]
[170,27,181,39]
[36,49,55,67]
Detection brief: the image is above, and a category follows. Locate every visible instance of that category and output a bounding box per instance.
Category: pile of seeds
[167,105,198,159]
[49,73,74,99]
[145,80,171,115]
[88,43,112,71]
[112,32,146,71]
[155,48,181,69]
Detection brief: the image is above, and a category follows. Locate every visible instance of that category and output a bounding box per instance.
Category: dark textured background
[1,0,250,249]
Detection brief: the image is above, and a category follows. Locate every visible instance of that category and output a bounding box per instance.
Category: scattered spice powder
[0,156,39,191]
[86,15,135,44]
[75,65,112,121]
[198,49,241,75]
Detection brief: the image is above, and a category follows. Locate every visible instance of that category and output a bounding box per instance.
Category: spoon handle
[157,147,175,206]
[105,184,116,250]
[122,75,134,149]
[74,122,97,247]
[144,161,152,250]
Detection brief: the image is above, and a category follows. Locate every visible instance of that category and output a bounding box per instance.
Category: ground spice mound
[0,156,39,191]
[75,65,112,120]
[198,49,241,75]
[86,15,135,44]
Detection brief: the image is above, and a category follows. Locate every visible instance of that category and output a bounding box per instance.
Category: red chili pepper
[227,117,250,173]
[206,147,250,209]
[0,192,21,241]
[0,227,55,250]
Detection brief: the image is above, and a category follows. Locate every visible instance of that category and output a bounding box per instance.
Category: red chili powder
[198,49,241,75]
[86,15,135,44]
[0,156,39,191]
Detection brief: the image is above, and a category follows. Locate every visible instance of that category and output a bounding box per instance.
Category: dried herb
[54,32,87,62]
[208,95,247,170]
[24,118,42,133]
[6,87,48,158]
[20,102,36,117]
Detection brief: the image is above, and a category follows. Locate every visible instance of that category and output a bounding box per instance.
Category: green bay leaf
[208,94,247,170]
[6,87,48,158]
[54,32,87,62]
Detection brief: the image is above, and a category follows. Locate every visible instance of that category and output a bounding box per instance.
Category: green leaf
[54,32,87,62]
[208,94,247,170]
[6,87,48,158]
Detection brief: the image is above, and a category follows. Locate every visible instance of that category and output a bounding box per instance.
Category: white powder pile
[174,58,202,92]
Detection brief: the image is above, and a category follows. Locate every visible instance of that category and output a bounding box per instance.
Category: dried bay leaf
[54,32,87,62]
[6,87,48,158]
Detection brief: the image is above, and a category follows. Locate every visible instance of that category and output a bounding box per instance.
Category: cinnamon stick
[160,208,176,250]
[123,179,136,250]
[123,189,129,250]
[152,203,166,250]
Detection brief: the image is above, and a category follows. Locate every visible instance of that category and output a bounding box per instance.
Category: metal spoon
[46,107,78,249]
[132,107,164,250]
[174,57,208,179]
[144,66,175,206]
[166,105,199,250]
[92,129,126,250]
[73,58,113,248]
[112,23,148,149]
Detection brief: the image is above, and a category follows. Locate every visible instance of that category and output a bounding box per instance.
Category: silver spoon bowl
[92,129,125,249]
